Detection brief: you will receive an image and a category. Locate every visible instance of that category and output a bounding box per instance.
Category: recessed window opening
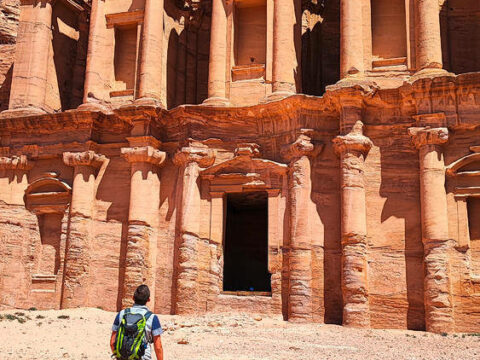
[371,0,407,66]
[113,25,138,93]
[223,191,271,292]
[234,0,267,66]
[36,213,63,276]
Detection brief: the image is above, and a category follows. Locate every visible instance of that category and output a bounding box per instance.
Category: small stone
[208,321,221,327]
[177,338,189,345]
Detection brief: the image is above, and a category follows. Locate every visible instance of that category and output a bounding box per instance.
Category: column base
[327,75,378,92]
[133,97,165,108]
[202,97,231,107]
[77,101,112,113]
[262,91,295,104]
[410,68,455,83]
[0,106,47,119]
[342,303,371,328]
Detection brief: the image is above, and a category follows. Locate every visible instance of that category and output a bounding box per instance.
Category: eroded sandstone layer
[0,0,480,334]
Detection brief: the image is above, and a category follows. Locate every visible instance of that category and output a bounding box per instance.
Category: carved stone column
[203,0,230,106]
[340,0,364,78]
[136,0,165,106]
[62,151,106,308]
[282,132,322,322]
[81,0,108,110]
[333,121,372,328]
[271,0,297,98]
[408,126,454,333]
[4,0,53,116]
[121,140,166,308]
[173,144,215,314]
[415,0,443,71]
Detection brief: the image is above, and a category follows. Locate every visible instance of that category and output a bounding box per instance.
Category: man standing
[111,285,164,360]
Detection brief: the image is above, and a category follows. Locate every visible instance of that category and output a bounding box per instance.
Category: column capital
[408,127,449,149]
[333,121,372,157]
[121,146,167,166]
[173,146,216,168]
[0,155,34,171]
[281,131,323,162]
[235,143,261,158]
[63,151,106,168]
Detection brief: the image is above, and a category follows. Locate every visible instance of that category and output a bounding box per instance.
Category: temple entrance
[223,191,271,293]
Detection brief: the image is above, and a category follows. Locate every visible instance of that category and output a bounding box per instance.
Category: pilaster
[61,150,106,308]
[135,0,165,106]
[408,125,454,333]
[269,0,298,100]
[340,0,365,78]
[281,131,323,322]
[415,0,443,72]
[333,121,372,328]
[173,143,215,314]
[120,137,166,308]
[80,0,110,111]
[2,0,53,117]
[203,0,230,107]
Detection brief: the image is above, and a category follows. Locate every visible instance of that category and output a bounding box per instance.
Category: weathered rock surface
[1,0,480,336]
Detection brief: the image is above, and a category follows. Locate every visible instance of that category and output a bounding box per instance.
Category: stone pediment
[447,146,480,178]
[447,146,480,198]
[24,174,72,215]
[201,146,287,194]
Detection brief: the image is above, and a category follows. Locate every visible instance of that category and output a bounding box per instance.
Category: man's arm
[150,315,163,360]
[153,335,163,360]
[110,331,117,353]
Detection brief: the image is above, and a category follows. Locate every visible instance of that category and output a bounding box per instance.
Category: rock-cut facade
[0,0,480,333]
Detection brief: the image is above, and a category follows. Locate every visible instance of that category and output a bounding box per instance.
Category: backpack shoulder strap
[123,308,131,316]
[144,311,153,321]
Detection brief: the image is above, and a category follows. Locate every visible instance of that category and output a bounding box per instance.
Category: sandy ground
[0,308,479,360]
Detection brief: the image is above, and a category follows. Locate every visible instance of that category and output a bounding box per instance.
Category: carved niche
[24,173,72,290]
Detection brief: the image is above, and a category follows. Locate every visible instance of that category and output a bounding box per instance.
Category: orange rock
[0,0,480,336]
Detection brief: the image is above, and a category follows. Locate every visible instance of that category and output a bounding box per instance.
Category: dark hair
[133,285,150,305]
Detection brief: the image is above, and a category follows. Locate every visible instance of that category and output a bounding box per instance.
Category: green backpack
[114,308,152,360]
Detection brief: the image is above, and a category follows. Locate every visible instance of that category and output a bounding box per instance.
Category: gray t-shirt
[112,304,163,360]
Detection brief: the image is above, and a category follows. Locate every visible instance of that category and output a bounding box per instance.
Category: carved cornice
[173,146,216,168]
[121,146,167,166]
[333,121,373,157]
[281,131,323,162]
[0,155,34,171]
[408,127,449,149]
[63,151,107,168]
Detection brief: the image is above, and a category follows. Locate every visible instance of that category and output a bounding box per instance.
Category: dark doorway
[223,192,271,292]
